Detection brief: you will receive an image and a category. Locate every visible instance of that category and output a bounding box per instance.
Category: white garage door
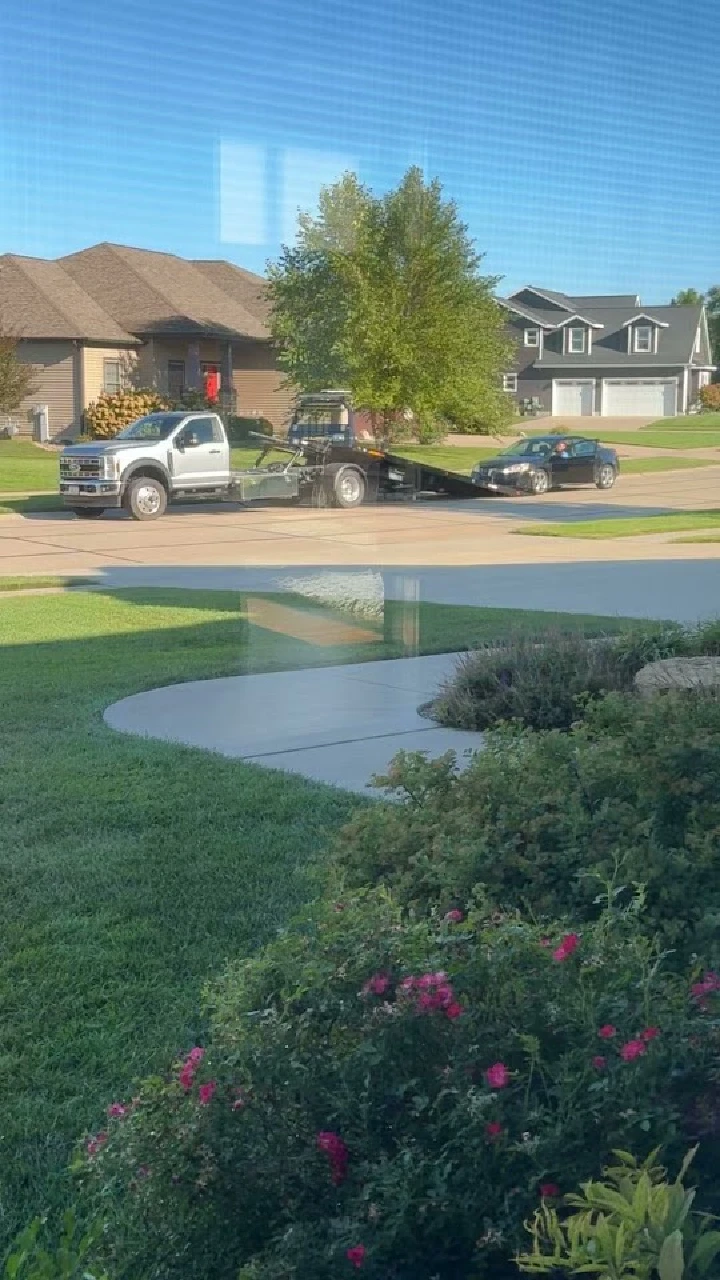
[602,379,676,417]
[553,380,594,416]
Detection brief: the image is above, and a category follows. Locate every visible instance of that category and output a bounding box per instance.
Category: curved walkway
[104,653,482,795]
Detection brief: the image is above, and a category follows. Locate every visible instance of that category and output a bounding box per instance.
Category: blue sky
[1,0,718,300]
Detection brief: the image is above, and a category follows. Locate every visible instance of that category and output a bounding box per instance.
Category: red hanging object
[204,369,220,402]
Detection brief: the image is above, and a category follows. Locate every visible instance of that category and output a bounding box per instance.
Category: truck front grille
[60,457,103,479]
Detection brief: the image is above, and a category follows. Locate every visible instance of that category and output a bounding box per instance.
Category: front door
[170,417,228,488]
[565,438,597,483]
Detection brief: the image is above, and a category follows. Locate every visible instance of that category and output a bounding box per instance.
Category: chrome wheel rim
[136,484,162,515]
[600,465,614,487]
[533,470,548,494]
[339,472,362,504]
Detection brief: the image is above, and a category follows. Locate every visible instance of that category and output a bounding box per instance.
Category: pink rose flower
[445,1001,464,1020]
[444,909,465,923]
[641,1026,660,1041]
[552,933,580,963]
[619,1038,646,1062]
[198,1080,216,1105]
[107,1102,127,1118]
[540,1183,560,1199]
[597,1024,617,1039]
[592,1055,607,1070]
[485,1121,504,1140]
[187,1046,205,1065]
[346,1244,366,1269]
[86,1132,108,1157]
[485,1062,510,1090]
[362,972,391,997]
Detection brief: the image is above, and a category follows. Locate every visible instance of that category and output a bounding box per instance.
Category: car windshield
[499,438,554,458]
[116,413,186,441]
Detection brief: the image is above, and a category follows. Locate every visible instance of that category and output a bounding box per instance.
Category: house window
[698,371,711,388]
[524,328,540,347]
[634,325,653,353]
[503,373,518,393]
[103,359,123,394]
[167,360,185,396]
[695,329,702,354]
[567,327,586,354]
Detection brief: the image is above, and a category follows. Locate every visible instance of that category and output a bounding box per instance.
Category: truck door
[171,417,229,488]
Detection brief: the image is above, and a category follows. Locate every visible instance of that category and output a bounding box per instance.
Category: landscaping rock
[634,655,720,695]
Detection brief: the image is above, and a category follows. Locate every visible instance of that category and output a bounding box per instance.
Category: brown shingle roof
[191,259,272,331]
[60,243,267,340]
[0,254,136,342]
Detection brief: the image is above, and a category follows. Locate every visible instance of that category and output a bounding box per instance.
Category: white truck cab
[59,411,233,519]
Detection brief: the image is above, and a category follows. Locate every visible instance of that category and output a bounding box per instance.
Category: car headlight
[503,462,531,474]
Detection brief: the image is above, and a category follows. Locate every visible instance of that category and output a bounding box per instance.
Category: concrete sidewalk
[104,653,481,795]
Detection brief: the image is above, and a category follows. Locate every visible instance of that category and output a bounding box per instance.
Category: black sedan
[471,435,619,496]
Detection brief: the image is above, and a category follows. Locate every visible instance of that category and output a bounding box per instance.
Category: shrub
[83,389,168,439]
[698,384,720,412]
[427,625,691,733]
[226,415,274,444]
[517,1146,720,1280]
[335,691,720,961]
[73,892,719,1280]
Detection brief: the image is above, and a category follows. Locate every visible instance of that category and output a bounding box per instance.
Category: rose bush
[74,891,719,1280]
[334,690,720,963]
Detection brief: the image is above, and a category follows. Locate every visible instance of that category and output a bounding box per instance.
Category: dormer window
[524,328,540,347]
[567,327,586,354]
[634,325,653,353]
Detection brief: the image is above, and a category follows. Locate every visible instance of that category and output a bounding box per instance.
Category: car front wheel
[531,469,550,495]
[595,463,616,490]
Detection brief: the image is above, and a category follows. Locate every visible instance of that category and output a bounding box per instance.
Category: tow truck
[59,408,480,520]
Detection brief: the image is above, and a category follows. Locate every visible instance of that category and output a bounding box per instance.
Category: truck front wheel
[332,466,366,509]
[124,476,168,521]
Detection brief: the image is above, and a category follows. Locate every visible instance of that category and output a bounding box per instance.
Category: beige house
[0,243,294,439]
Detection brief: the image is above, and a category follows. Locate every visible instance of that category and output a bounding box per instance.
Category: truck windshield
[116,413,187,441]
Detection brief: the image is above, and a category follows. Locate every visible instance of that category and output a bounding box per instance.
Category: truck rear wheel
[332,466,366,509]
[124,475,168,521]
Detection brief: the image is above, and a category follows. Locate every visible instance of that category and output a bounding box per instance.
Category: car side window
[569,440,597,458]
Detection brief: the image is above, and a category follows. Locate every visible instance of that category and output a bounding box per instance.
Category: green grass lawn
[620,455,715,474]
[0,440,59,492]
[0,575,92,591]
[517,510,720,539]
[644,413,720,430]
[0,587,645,1241]
[596,429,720,450]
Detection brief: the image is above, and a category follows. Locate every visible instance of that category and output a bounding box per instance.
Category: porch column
[222,341,235,412]
[187,342,202,390]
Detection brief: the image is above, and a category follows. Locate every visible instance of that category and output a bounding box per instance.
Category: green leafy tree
[0,331,37,417]
[268,167,513,443]
[671,289,705,306]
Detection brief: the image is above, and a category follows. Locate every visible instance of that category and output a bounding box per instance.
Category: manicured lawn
[0,587,644,1239]
[620,455,715,474]
[596,430,720,450]
[0,439,59,492]
[517,510,720,539]
[0,575,92,591]
[644,413,720,430]
[0,493,64,514]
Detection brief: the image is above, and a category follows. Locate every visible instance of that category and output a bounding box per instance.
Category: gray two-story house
[497,286,714,417]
